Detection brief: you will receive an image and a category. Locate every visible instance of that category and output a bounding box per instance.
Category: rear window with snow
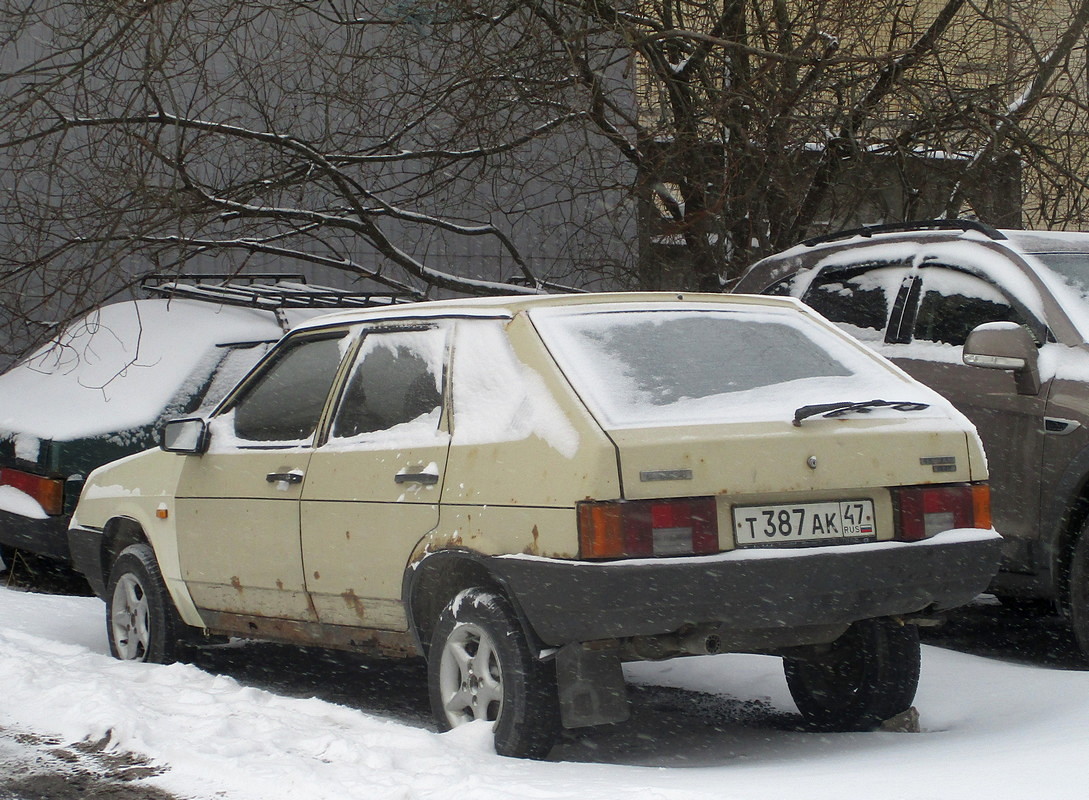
[327,326,447,444]
[531,305,910,428]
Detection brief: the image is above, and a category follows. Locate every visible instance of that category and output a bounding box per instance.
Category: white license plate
[733,500,876,546]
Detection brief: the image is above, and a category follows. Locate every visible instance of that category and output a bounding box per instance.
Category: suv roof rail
[799,219,1008,248]
[141,274,416,310]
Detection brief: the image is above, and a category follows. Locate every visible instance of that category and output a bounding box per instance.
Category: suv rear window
[532,306,901,428]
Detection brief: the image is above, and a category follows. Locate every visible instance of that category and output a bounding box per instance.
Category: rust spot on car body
[196,608,417,658]
[230,576,243,593]
[523,525,541,556]
[342,589,367,620]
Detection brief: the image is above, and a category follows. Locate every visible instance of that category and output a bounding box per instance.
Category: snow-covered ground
[1,584,1086,800]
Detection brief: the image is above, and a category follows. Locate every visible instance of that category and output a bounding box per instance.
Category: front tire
[784,618,920,731]
[428,588,560,759]
[105,543,181,664]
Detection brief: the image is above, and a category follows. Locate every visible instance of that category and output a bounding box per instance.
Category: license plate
[733,500,876,546]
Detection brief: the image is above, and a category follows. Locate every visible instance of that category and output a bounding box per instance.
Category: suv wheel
[428,588,560,759]
[1068,527,1089,660]
[783,618,920,731]
[105,543,181,664]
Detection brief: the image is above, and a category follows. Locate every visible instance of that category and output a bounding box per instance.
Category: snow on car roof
[289,291,804,331]
[0,299,310,443]
[1003,229,1089,253]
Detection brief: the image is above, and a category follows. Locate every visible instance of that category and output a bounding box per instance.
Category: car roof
[290,291,807,331]
[762,224,1089,261]
[735,224,1089,346]
[1002,229,1089,254]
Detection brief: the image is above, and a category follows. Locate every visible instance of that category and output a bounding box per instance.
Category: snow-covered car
[0,299,294,571]
[735,219,1089,658]
[68,292,1001,758]
[0,279,388,574]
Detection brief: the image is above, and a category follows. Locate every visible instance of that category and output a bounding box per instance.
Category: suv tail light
[578,497,719,559]
[0,468,65,516]
[894,483,990,542]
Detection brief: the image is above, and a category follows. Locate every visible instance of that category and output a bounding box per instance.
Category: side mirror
[962,322,1041,395]
[160,418,210,454]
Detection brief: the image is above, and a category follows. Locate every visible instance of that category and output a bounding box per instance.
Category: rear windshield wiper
[793,399,930,427]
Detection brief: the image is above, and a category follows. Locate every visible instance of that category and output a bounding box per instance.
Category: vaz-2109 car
[69,293,1001,758]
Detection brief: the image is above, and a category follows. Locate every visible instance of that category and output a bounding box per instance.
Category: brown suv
[736,220,1089,657]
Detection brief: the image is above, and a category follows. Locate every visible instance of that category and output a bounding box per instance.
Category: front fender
[70,448,204,627]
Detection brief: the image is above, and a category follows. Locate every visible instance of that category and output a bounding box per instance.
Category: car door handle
[266,470,304,484]
[394,471,439,485]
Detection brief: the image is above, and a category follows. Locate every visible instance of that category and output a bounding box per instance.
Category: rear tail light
[578,497,719,559]
[894,482,990,542]
[0,468,65,516]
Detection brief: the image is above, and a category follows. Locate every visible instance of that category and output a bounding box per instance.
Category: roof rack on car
[800,219,1007,248]
[141,274,416,311]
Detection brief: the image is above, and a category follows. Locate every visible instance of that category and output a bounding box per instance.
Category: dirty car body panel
[69,292,1000,757]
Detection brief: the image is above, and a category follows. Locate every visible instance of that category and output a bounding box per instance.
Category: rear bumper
[68,525,107,598]
[0,510,71,562]
[489,529,1002,646]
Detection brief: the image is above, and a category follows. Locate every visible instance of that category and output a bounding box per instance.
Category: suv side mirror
[962,322,1041,395]
[160,418,210,454]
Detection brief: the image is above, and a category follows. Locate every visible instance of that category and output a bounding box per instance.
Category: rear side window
[798,265,911,342]
[329,327,446,440]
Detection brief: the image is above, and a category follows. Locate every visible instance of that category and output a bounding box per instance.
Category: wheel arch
[103,516,151,566]
[404,549,542,660]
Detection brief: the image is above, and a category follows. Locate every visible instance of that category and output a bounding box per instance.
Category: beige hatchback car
[69,292,1000,758]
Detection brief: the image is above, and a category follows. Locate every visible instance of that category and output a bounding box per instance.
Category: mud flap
[555,641,630,728]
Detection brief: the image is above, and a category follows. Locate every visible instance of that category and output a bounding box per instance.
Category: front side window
[227,333,349,444]
[329,327,446,441]
[911,268,1028,346]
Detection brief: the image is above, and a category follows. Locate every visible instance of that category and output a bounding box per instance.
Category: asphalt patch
[0,728,176,800]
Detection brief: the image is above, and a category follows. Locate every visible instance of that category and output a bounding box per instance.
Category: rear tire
[1068,529,1089,661]
[105,543,181,664]
[428,588,560,759]
[784,618,920,731]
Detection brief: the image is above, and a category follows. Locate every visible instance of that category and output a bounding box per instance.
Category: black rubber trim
[0,510,72,561]
[800,219,1006,248]
[67,525,107,598]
